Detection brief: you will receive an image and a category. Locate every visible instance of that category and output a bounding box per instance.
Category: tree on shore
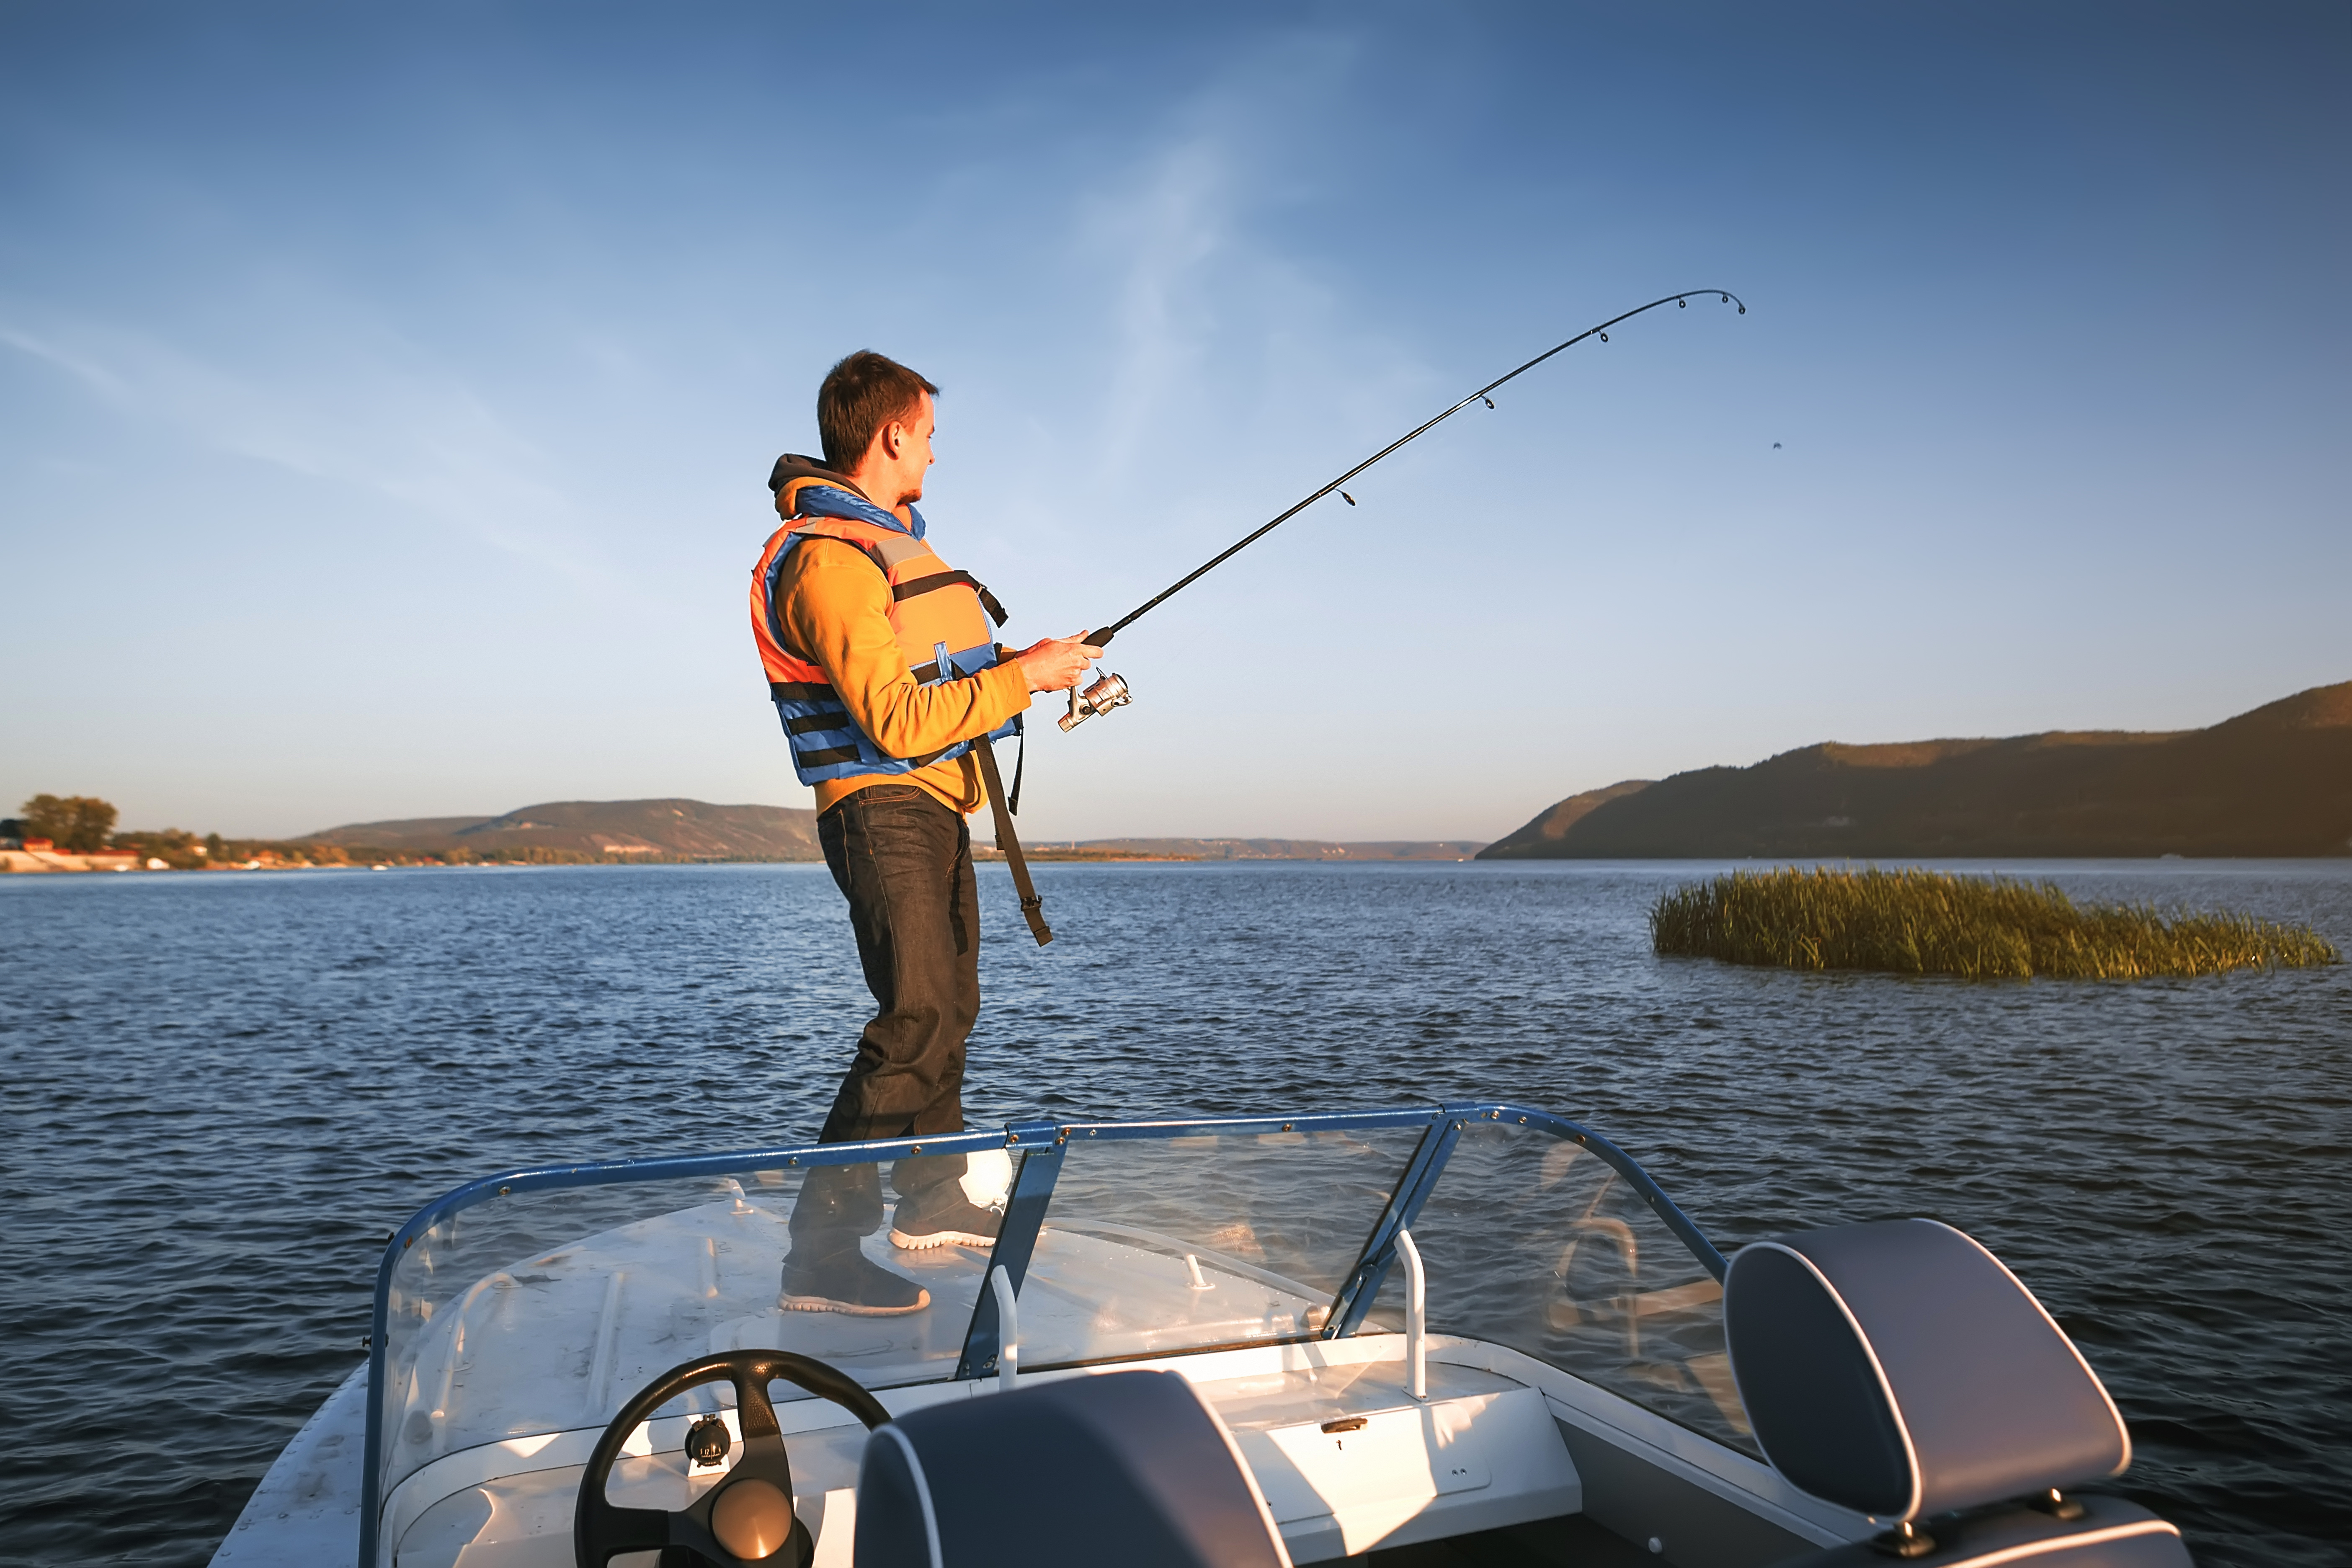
[21,794,118,852]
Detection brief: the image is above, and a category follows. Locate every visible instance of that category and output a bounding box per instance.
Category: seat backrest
[854,1368,1291,1568]
[1723,1218,2130,1522]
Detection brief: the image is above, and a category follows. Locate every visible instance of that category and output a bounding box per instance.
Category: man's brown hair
[818,351,939,472]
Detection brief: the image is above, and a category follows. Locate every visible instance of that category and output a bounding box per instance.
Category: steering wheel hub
[711,1478,796,1560]
[573,1349,890,1568]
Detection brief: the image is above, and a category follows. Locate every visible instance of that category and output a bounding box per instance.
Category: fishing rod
[1058,288,1748,731]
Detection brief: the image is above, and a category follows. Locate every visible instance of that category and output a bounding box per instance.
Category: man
[750,351,1097,1314]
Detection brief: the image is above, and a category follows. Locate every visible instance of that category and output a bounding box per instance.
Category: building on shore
[1,846,142,872]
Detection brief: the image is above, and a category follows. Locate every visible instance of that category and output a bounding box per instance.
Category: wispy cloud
[0,297,621,591]
[1066,31,1434,503]
[1085,134,1232,478]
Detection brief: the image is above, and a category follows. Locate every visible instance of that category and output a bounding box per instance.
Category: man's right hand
[1014,634,1101,694]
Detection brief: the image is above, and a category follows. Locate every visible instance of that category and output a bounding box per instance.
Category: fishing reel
[1059,671,1132,732]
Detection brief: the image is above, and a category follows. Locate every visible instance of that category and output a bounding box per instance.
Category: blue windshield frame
[356,1101,1723,1565]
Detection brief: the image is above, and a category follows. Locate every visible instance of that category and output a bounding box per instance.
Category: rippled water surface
[3,860,2347,1567]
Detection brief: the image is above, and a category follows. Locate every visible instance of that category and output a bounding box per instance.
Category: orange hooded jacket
[751,457,1031,814]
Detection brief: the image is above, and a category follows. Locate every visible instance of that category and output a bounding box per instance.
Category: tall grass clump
[1650,867,2340,979]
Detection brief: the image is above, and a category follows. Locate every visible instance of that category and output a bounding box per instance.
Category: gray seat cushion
[854,1368,1288,1568]
[1778,1493,2190,1568]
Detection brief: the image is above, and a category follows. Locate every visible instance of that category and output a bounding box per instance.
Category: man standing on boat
[750,351,1098,1315]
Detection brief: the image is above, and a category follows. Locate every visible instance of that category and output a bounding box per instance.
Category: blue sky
[3,2,2344,840]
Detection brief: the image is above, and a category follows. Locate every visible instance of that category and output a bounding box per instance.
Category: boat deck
[217,1106,1868,1567]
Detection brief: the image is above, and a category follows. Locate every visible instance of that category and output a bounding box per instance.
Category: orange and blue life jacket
[750,459,1019,787]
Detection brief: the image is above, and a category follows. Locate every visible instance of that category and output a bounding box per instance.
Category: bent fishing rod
[1056,288,1748,731]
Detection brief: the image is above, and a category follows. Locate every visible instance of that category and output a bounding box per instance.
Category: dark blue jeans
[793,784,980,1244]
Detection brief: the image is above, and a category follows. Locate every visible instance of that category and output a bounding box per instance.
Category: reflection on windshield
[377,1158,998,1519]
[1391,1121,1756,1455]
[1022,1127,1428,1367]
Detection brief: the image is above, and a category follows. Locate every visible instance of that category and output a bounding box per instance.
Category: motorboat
[211,1103,2191,1566]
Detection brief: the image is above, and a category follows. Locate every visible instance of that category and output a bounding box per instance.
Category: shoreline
[13,850,2352,877]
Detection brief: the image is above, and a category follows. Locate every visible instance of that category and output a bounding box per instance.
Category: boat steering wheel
[574,1349,890,1568]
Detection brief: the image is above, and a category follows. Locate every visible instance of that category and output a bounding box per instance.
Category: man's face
[881,392,936,506]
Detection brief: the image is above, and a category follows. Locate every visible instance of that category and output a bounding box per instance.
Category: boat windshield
[1365,1116,1753,1452]
[364,1104,1749,1564]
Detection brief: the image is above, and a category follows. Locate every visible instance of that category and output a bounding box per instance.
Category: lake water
[2,859,2347,1567]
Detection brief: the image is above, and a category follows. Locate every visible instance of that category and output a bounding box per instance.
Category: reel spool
[1059,671,1132,732]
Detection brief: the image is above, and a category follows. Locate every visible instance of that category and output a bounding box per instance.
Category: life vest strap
[784,710,851,737]
[779,668,956,694]
[891,568,968,600]
[891,568,1008,628]
[776,683,972,761]
[972,736,1051,947]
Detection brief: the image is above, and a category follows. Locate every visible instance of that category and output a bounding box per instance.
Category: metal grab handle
[989,1266,1020,1393]
[1397,1228,1427,1401]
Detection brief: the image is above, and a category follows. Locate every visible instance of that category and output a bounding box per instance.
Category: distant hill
[306,799,822,860]
[1480,680,2352,860]
[1475,780,1655,854]
[305,803,1482,864]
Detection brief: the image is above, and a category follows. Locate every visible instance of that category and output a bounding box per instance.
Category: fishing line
[1072,287,1746,673]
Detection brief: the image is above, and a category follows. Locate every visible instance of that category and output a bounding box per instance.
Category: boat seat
[853,1367,1291,1568]
[1723,1218,2189,1568]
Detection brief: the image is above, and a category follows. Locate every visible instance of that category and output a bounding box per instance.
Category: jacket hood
[768,452,924,539]
[767,452,859,495]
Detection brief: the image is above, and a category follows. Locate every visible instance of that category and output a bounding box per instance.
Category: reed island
[1651,867,2341,979]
